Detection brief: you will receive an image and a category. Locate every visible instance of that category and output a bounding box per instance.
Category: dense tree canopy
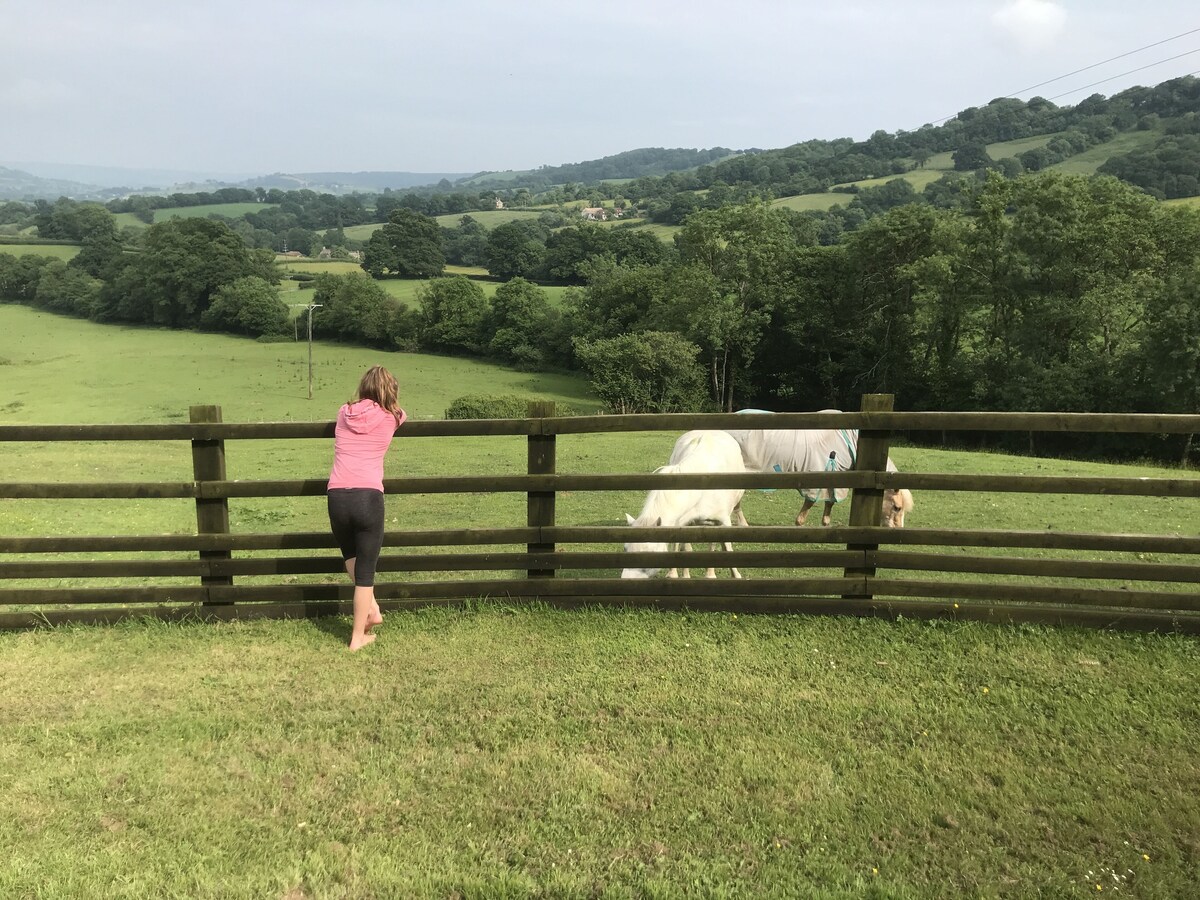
[97,218,277,327]
[361,209,445,278]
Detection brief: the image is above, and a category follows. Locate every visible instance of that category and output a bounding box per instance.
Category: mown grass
[771,194,854,213]
[1050,129,1162,176]
[433,210,547,229]
[154,202,276,222]
[3,305,1200,895]
[0,243,80,260]
[0,304,596,428]
[344,210,547,243]
[831,170,948,193]
[1,607,1197,898]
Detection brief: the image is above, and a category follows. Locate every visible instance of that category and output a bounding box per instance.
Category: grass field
[2,306,1199,897]
[2,608,1196,898]
[916,134,1057,173]
[433,209,546,229]
[1049,129,1162,176]
[111,211,146,230]
[277,270,571,310]
[771,193,854,213]
[154,202,276,222]
[0,242,80,260]
[832,169,950,193]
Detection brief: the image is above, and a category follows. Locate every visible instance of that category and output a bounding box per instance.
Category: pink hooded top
[327,399,407,492]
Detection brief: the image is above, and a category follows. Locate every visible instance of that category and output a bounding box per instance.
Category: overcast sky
[1,0,1198,177]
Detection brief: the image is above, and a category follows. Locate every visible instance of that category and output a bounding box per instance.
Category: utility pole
[289,302,322,400]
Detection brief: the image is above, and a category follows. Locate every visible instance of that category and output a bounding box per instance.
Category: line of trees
[5,165,1200,464]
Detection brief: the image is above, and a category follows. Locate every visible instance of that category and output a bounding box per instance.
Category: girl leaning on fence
[326,366,407,650]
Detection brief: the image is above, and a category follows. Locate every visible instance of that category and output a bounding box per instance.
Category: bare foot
[348,633,377,652]
[367,611,384,631]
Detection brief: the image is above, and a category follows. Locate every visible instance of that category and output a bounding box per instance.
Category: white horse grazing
[726,410,910,527]
[621,430,747,579]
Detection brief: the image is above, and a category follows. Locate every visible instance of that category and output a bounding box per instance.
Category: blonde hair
[355,365,403,425]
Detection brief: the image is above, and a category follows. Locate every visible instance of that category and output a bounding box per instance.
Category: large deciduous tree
[200,276,290,337]
[485,221,546,279]
[673,201,802,409]
[483,277,561,368]
[311,272,410,348]
[97,218,277,327]
[573,331,707,414]
[417,276,489,354]
[361,208,445,278]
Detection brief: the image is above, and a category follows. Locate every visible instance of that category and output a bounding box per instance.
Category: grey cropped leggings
[327,488,386,587]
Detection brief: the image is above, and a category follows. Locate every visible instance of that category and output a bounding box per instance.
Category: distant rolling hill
[0,163,473,201]
[234,171,473,193]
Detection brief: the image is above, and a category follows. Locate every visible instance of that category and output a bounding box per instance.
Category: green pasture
[832,169,948,193]
[154,202,275,222]
[434,209,546,229]
[985,134,1057,160]
[771,193,853,213]
[2,607,1196,898]
[341,221,382,241]
[0,242,79,260]
[606,221,682,242]
[110,211,146,230]
[2,306,1200,896]
[274,270,570,311]
[277,259,362,276]
[1050,128,1163,176]
[458,170,524,185]
[1164,194,1200,208]
[345,210,546,242]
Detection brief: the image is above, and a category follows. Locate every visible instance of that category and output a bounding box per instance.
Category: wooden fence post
[843,393,894,599]
[190,405,233,600]
[527,400,556,579]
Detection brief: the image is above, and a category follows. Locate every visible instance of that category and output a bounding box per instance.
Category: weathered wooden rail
[3,397,1200,632]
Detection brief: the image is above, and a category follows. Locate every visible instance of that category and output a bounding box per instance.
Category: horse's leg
[821,500,834,526]
[721,540,742,578]
[796,496,815,526]
[673,542,693,578]
[733,502,750,527]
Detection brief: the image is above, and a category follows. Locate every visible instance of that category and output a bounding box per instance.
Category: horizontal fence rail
[7,472,1200,501]
[2,398,1199,633]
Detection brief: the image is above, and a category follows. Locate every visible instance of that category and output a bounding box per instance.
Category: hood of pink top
[341,399,394,434]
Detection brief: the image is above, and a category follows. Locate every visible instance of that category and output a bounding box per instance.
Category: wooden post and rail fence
[2,397,1200,633]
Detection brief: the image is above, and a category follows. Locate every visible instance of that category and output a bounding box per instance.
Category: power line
[1041,46,1200,102]
[1004,25,1200,96]
[930,43,1200,125]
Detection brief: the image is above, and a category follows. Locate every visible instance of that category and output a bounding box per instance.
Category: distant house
[280,250,304,258]
[494,198,504,209]
[347,250,363,261]
[317,247,333,260]
[580,207,608,221]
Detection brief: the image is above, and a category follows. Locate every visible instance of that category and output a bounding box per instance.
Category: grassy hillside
[771,193,854,213]
[112,204,281,230]
[0,304,597,427]
[0,243,79,260]
[1049,127,1163,176]
[154,202,274,222]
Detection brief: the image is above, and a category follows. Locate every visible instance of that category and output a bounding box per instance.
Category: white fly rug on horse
[726,410,908,527]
